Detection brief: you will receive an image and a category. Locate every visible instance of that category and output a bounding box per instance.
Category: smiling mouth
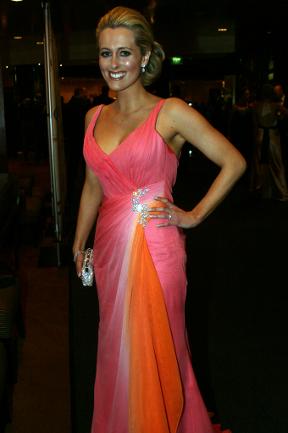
[109,72,126,80]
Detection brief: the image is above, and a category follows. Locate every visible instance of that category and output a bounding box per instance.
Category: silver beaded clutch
[81,248,94,286]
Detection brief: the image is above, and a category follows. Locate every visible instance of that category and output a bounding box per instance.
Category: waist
[98,180,172,227]
[101,180,171,206]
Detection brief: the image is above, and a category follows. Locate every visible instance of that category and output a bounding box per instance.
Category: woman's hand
[73,250,84,278]
[149,196,201,229]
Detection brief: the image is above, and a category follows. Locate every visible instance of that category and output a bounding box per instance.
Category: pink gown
[83,99,215,433]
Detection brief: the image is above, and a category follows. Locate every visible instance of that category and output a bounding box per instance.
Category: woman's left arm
[151,98,247,228]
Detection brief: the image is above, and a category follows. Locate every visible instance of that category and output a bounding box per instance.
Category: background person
[250,83,288,200]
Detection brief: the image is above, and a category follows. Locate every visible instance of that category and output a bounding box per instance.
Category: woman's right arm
[72,105,102,276]
[73,165,103,276]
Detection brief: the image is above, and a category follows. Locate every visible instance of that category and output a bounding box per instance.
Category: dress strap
[149,98,166,128]
[87,104,104,135]
[152,98,165,117]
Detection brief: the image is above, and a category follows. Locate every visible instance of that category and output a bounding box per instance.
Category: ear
[141,50,151,68]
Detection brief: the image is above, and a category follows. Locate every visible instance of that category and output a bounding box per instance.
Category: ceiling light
[13,35,23,40]
[10,0,24,2]
[218,28,228,32]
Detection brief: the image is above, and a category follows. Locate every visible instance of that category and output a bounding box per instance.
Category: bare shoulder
[156,98,202,154]
[158,97,209,137]
[162,96,188,110]
[160,97,203,124]
[85,105,100,126]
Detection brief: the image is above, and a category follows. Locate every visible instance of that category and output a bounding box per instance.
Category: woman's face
[98,27,148,92]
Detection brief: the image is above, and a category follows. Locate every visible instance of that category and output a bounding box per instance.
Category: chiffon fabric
[83,99,214,433]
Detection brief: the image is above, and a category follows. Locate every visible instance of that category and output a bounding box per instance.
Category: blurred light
[189,149,193,157]
[218,28,228,32]
[268,72,274,81]
[269,59,274,70]
[38,62,41,66]
[171,56,183,65]
[5,66,9,69]
[36,41,44,45]
[13,35,23,40]
[59,63,63,67]
[10,0,24,2]
[188,102,193,107]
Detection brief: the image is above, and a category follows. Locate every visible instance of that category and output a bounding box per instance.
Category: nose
[111,53,119,70]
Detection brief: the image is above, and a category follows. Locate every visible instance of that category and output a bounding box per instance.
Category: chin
[103,74,141,93]
[107,80,127,91]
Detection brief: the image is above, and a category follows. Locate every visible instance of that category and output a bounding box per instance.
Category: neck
[114,82,151,113]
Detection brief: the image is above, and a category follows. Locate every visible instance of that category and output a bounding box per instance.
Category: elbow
[238,154,247,177]
[227,152,247,181]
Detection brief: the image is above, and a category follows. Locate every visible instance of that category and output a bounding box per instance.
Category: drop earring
[141,64,146,73]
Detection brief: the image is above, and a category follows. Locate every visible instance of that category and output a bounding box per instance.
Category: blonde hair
[96,6,165,87]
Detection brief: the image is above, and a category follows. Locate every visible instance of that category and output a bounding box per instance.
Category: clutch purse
[81,248,94,286]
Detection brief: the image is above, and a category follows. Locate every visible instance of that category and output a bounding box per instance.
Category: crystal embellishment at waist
[131,188,150,226]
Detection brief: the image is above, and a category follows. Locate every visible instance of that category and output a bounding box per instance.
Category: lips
[109,72,126,80]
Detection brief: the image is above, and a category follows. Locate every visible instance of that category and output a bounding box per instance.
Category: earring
[141,64,146,73]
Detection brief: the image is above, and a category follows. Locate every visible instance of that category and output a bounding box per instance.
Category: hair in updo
[96,6,165,87]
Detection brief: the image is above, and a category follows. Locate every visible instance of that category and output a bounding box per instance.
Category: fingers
[149,206,171,213]
[150,197,174,214]
[149,196,175,225]
[154,196,173,208]
[149,207,172,220]
[149,197,189,227]
[75,256,84,277]
[156,211,174,227]
[73,251,84,278]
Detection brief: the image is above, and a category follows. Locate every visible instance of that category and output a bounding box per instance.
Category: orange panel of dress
[83,99,214,433]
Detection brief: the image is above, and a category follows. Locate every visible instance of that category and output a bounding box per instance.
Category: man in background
[274,82,288,181]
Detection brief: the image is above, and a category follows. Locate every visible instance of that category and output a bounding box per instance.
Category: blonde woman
[73,6,246,433]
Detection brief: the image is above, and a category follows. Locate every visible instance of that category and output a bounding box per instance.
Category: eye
[100,50,111,58]
[120,50,131,57]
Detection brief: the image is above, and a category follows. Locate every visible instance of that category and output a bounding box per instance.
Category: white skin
[73,26,246,276]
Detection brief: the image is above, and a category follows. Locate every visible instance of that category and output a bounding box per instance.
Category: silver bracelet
[73,250,84,262]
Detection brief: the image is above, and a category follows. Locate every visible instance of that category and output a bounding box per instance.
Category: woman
[73,6,246,433]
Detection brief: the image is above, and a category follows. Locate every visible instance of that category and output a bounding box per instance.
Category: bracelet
[73,250,84,262]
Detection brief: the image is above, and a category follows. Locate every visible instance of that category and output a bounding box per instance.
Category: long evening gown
[83,99,215,433]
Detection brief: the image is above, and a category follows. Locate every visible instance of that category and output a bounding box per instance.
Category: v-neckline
[91,99,163,157]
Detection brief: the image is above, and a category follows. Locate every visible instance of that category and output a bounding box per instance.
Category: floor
[4,158,71,433]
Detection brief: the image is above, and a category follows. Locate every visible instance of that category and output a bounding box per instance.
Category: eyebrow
[99,46,133,51]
